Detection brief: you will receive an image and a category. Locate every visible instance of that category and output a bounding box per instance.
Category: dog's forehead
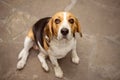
[52,12,75,19]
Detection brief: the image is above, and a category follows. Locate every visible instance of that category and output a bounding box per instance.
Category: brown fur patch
[43,38,49,50]
[66,12,82,37]
[49,12,64,37]
[27,27,34,40]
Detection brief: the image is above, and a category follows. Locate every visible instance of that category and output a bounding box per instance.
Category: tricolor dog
[17,12,82,78]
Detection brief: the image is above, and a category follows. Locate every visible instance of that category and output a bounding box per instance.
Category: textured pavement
[0,0,120,80]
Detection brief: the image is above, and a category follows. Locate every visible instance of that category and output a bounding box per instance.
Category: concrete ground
[0,0,120,80]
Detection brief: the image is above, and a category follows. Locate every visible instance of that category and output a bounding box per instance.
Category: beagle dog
[17,11,82,78]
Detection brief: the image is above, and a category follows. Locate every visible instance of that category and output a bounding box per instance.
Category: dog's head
[46,12,82,40]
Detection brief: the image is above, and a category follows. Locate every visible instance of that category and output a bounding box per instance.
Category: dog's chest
[49,38,75,59]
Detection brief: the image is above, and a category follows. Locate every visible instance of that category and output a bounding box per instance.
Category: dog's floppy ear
[75,18,82,37]
[45,18,53,41]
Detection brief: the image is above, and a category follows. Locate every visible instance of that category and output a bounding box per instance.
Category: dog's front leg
[38,53,49,71]
[71,39,80,64]
[49,55,63,78]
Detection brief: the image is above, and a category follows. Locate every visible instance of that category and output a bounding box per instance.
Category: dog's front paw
[72,56,80,64]
[54,67,63,78]
[17,60,26,70]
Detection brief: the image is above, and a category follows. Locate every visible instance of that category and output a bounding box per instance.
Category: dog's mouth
[62,36,67,39]
[57,35,68,40]
[57,33,72,40]
[61,35,70,40]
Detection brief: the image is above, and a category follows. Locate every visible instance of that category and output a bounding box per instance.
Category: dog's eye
[69,18,74,24]
[55,19,61,24]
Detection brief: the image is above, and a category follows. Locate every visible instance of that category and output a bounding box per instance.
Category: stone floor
[0,0,120,80]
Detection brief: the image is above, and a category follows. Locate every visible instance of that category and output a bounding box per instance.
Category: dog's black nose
[61,28,69,36]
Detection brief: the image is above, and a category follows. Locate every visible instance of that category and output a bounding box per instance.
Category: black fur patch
[32,17,51,48]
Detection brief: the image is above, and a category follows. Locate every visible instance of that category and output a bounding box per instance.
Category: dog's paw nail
[17,60,25,69]
[72,57,80,64]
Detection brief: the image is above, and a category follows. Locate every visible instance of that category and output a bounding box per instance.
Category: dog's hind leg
[17,36,33,69]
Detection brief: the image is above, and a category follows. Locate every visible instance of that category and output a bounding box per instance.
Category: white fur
[49,38,75,59]
[71,39,80,64]
[54,65,63,78]
[38,41,47,54]
[17,37,33,69]
[38,53,49,71]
